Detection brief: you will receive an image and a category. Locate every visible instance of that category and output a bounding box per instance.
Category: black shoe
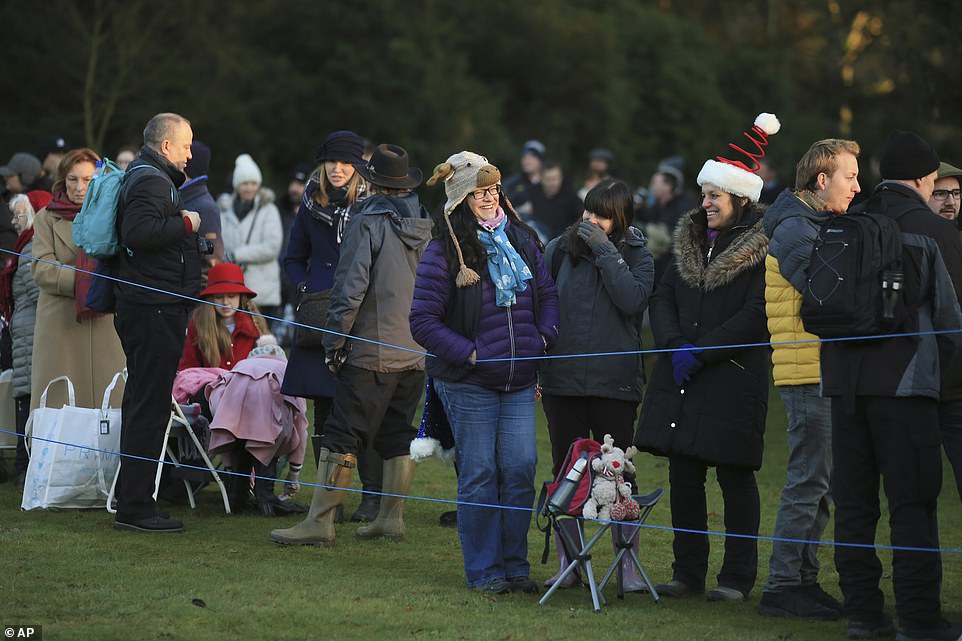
[654,579,703,598]
[439,510,457,528]
[801,582,845,614]
[896,619,962,641]
[351,494,381,522]
[114,515,184,532]
[333,504,345,524]
[758,588,841,621]
[472,578,512,595]
[849,613,894,639]
[507,576,540,594]
[706,586,746,602]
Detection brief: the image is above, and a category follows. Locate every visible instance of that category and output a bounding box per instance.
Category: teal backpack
[72,158,162,259]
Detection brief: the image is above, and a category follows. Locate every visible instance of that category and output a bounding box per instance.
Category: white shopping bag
[21,372,124,510]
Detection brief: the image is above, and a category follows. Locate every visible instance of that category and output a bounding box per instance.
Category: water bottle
[93,160,104,179]
[547,454,589,516]
[881,269,903,321]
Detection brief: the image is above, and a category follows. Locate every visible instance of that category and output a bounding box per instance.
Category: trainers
[507,576,540,594]
[848,613,894,639]
[758,588,841,620]
[707,586,746,602]
[801,582,845,614]
[654,579,702,598]
[114,515,184,533]
[896,619,962,641]
[472,578,512,595]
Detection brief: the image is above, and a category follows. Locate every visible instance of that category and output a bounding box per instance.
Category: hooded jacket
[322,192,433,372]
[763,189,833,386]
[540,226,654,401]
[634,209,770,469]
[821,182,962,401]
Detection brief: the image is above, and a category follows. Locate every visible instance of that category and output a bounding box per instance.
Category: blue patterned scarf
[476,217,532,307]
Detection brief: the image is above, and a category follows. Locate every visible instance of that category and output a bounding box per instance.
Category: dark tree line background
[2,0,960,207]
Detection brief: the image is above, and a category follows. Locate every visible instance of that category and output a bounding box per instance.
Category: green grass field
[3,366,961,640]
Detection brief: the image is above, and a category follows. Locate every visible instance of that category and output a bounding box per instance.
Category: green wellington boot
[355,455,416,542]
[270,449,356,546]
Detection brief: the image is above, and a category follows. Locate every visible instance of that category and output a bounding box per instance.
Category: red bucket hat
[200,263,257,298]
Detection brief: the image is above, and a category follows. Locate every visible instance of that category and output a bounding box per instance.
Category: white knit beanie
[427,151,502,216]
[232,153,262,189]
[696,113,780,203]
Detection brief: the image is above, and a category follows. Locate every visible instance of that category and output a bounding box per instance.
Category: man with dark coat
[179,141,223,286]
[822,130,962,641]
[113,112,202,533]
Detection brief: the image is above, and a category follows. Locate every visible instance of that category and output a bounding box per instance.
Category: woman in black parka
[634,144,772,603]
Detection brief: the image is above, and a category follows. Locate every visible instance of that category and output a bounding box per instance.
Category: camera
[197,236,215,255]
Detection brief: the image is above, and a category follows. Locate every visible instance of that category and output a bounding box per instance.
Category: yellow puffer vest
[765,254,821,386]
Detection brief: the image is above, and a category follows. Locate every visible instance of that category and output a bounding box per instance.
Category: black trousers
[114,302,190,522]
[14,394,30,474]
[541,394,638,477]
[319,364,424,460]
[831,395,943,628]
[668,454,760,595]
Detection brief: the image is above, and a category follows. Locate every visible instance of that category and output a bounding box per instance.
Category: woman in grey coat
[0,191,48,487]
[540,179,655,590]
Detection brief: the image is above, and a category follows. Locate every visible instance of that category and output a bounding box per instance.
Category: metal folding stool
[106,397,231,514]
[540,488,664,612]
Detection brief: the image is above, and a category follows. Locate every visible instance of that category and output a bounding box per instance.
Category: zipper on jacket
[505,306,516,391]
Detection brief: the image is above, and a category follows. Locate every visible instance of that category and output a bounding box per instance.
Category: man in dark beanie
[821,129,962,641]
[179,141,223,285]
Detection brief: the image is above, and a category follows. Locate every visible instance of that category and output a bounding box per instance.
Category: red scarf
[46,191,102,321]
[0,228,34,324]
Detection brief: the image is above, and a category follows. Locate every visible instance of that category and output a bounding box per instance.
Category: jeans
[434,380,538,588]
[668,455,760,595]
[939,400,962,503]
[763,384,833,592]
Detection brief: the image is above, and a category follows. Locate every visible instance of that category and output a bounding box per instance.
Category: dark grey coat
[540,226,654,401]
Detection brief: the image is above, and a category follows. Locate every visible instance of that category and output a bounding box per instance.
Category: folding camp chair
[106,397,231,514]
[539,488,664,612]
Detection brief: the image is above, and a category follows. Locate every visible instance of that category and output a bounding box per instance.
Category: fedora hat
[200,263,257,298]
[356,144,422,189]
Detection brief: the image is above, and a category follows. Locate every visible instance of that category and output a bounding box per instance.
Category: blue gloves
[671,343,703,387]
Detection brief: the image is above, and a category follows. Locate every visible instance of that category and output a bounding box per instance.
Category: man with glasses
[927,162,962,225]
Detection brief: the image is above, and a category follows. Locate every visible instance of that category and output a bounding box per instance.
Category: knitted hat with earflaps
[426,151,504,288]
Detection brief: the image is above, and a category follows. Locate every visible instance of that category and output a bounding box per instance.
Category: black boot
[252,458,279,517]
[351,446,383,522]
[228,447,254,514]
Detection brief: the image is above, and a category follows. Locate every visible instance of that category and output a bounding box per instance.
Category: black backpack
[800,200,906,339]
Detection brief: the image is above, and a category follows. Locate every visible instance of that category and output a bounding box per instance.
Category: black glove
[577,221,614,256]
[325,348,348,374]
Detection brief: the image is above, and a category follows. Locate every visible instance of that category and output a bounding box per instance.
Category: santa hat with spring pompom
[696,113,781,203]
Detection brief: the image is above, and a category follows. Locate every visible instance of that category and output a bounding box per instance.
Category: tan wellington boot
[269,449,356,546]
[355,455,415,542]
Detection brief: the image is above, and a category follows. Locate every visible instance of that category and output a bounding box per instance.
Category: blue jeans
[940,400,962,503]
[763,384,833,592]
[434,380,538,588]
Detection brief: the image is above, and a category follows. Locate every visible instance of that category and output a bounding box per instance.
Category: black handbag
[294,289,331,349]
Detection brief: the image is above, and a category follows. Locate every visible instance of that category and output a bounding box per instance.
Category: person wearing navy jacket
[410,151,559,595]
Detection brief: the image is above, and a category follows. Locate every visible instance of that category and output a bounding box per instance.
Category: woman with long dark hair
[410,151,559,594]
[540,179,654,590]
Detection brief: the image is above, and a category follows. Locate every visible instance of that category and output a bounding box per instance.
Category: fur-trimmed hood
[673,208,769,290]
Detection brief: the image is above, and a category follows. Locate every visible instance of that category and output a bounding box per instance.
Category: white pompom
[754,113,781,135]
[409,437,440,462]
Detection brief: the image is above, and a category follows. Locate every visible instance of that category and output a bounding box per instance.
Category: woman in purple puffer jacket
[410,151,559,595]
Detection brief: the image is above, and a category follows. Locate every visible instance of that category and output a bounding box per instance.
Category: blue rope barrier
[4,247,961,364]
[7,428,960,555]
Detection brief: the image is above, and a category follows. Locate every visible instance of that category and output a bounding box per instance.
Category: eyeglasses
[470,184,500,200]
[932,189,961,201]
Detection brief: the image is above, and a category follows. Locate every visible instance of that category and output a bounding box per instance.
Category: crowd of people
[3,109,962,641]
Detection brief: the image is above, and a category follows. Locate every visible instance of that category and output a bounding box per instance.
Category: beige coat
[30,208,126,411]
